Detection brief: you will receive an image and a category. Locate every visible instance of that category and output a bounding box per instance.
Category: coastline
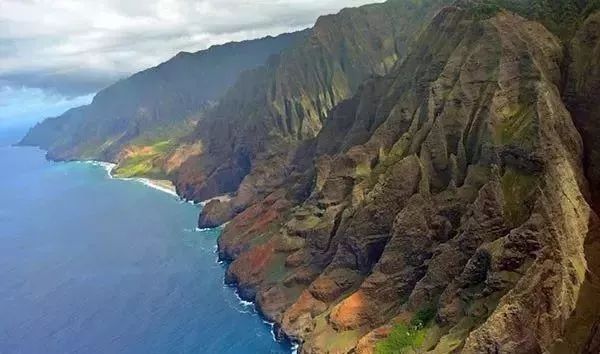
[200,194,232,206]
[82,159,295,351]
[2,144,293,353]
[82,160,179,198]
[225,266,299,353]
[22,151,296,352]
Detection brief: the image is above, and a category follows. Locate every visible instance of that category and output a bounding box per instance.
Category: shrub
[410,307,436,329]
[375,324,427,354]
[469,3,502,20]
[375,307,436,354]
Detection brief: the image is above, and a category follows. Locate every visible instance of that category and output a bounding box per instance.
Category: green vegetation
[468,0,600,38]
[468,2,502,20]
[411,307,436,328]
[497,105,537,148]
[376,324,427,354]
[375,307,436,354]
[366,142,411,190]
[583,0,600,17]
[112,140,176,178]
[501,167,539,226]
[265,253,290,283]
[311,313,362,353]
[129,119,198,147]
[113,155,154,178]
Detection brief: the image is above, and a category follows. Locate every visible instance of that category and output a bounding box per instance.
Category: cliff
[174,0,452,220]
[217,2,600,353]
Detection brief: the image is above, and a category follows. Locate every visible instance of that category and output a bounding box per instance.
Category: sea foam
[81,160,179,198]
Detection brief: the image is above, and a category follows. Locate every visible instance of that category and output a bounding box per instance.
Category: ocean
[0,124,290,353]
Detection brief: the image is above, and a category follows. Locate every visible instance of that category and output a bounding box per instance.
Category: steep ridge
[556,10,600,353]
[566,10,600,207]
[20,31,307,163]
[173,0,452,207]
[218,3,600,353]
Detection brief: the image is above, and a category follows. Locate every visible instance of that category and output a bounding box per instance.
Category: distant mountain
[174,0,451,202]
[20,30,308,162]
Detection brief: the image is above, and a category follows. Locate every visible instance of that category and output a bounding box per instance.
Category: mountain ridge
[20,30,309,163]
[175,0,451,221]
[217,2,600,353]
[17,0,600,353]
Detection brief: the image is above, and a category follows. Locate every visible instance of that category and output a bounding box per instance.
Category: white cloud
[0,0,380,97]
[0,86,93,127]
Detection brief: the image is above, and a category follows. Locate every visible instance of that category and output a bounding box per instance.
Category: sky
[0,0,380,127]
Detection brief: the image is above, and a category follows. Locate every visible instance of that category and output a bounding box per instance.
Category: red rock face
[173,155,210,201]
[226,240,277,300]
[218,190,292,262]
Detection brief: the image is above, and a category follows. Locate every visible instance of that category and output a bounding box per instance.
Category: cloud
[0,0,380,97]
[0,86,93,126]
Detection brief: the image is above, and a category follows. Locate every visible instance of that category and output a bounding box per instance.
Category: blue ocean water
[0,125,290,354]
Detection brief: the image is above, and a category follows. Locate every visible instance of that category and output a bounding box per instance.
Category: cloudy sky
[0,0,379,126]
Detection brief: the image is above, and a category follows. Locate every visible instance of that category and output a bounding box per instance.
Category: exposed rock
[18,1,600,353]
[216,4,600,353]
[198,199,234,228]
[218,189,292,261]
[566,11,600,206]
[173,0,452,204]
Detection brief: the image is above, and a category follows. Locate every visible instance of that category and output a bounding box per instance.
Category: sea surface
[0,124,290,354]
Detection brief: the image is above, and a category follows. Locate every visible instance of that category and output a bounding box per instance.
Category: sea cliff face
[219,2,600,353]
[19,0,600,353]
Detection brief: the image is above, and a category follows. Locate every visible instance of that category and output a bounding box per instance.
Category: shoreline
[82,160,296,352]
[82,160,179,198]
[75,159,233,205]
[17,148,295,352]
[223,266,299,353]
[200,194,233,206]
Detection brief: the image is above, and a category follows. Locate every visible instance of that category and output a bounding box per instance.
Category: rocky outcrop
[198,199,234,229]
[550,10,600,354]
[219,4,600,353]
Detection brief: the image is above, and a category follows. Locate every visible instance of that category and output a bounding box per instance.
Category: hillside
[19,30,308,164]
[215,1,600,353]
[173,0,451,216]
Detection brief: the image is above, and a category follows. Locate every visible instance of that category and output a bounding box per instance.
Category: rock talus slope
[220,5,600,353]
